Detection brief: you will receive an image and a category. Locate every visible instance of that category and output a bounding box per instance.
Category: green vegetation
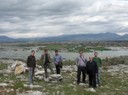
[45,44,66,51]
[0,63,8,70]
[104,56,128,65]
[43,44,111,52]
[68,45,110,52]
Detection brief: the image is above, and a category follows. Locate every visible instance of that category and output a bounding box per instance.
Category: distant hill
[0,33,128,42]
[34,32,128,42]
[0,36,15,42]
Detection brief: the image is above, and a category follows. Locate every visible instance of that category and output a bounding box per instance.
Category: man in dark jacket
[86,57,98,89]
[27,50,36,85]
[41,49,54,78]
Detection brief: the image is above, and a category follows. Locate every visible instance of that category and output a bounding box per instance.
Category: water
[0,46,128,61]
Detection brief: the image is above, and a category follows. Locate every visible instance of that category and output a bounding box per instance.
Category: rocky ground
[0,59,128,95]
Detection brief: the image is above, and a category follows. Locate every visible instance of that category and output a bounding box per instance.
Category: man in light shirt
[76,50,87,85]
[54,50,62,74]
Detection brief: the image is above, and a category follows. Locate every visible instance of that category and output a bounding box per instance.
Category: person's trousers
[55,64,61,74]
[29,67,35,85]
[77,66,86,84]
[96,68,101,85]
[44,63,54,78]
[88,71,96,88]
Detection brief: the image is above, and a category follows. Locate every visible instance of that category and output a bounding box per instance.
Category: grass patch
[0,63,8,70]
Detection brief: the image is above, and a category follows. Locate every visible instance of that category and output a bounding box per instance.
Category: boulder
[49,74,63,82]
[35,70,45,76]
[14,65,26,75]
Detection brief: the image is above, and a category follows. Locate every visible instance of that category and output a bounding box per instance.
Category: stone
[17,90,46,95]
[62,66,73,73]
[24,84,42,88]
[79,83,86,87]
[44,78,49,82]
[124,71,128,74]
[35,75,44,80]
[14,65,26,75]
[0,83,9,87]
[35,70,45,76]
[49,74,63,82]
[85,88,96,92]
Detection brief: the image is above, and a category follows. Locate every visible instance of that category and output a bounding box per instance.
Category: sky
[0,0,128,38]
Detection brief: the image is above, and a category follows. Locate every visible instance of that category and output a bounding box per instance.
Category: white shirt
[76,55,87,67]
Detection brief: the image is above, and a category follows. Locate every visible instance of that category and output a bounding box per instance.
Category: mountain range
[0,33,128,42]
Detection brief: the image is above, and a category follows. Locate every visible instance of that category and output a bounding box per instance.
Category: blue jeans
[29,67,35,85]
[96,68,101,85]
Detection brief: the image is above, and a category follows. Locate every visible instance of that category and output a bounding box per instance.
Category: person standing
[86,57,98,89]
[54,50,62,74]
[93,51,102,86]
[27,50,36,86]
[76,50,87,85]
[41,49,54,78]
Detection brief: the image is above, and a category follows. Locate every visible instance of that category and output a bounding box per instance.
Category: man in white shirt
[54,50,62,74]
[76,50,87,85]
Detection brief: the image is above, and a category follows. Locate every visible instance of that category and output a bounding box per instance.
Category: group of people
[27,49,102,90]
[27,49,62,85]
[76,50,102,89]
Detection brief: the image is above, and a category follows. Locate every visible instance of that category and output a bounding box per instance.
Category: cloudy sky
[0,0,128,38]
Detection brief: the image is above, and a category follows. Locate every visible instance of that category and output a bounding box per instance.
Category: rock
[17,90,46,95]
[6,69,13,74]
[44,78,49,82]
[14,65,26,75]
[36,65,43,69]
[85,88,96,92]
[62,66,73,73]
[49,74,63,82]
[24,84,42,88]
[16,75,28,82]
[124,71,128,74]
[79,83,86,87]
[69,84,75,87]
[0,83,9,87]
[10,62,17,71]
[10,60,25,70]
[35,76,44,80]
[35,70,45,76]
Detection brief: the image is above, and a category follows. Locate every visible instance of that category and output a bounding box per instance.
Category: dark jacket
[27,55,36,68]
[41,53,51,64]
[86,60,98,74]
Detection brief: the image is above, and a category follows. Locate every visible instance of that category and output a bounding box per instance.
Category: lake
[0,46,128,61]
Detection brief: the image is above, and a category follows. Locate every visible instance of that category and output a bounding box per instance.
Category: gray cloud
[0,0,128,38]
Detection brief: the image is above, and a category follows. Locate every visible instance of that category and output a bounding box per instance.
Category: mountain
[36,32,122,42]
[0,36,15,42]
[0,33,128,42]
[119,34,128,40]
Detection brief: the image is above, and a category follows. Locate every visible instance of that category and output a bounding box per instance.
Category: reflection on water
[0,46,128,60]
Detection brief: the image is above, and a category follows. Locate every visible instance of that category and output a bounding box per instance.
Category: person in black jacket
[41,49,54,78]
[27,50,36,85]
[86,57,98,89]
